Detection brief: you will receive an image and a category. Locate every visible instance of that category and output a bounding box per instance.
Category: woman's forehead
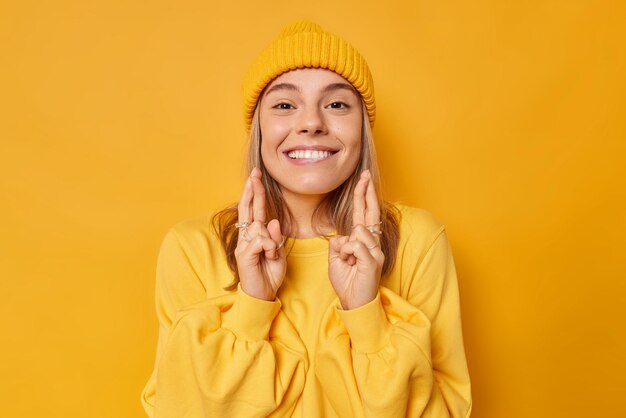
[264,68,356,95]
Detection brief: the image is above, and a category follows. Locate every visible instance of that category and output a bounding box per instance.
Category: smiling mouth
[286,150,338,160]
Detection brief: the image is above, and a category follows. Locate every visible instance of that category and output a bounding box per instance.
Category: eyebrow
[263,82,358,97]
[264,83,300,96]
[322,83,358,95]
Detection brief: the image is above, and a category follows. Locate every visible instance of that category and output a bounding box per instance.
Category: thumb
[266,219,284,259]
[267,219,282,243]
[329,235,348,255]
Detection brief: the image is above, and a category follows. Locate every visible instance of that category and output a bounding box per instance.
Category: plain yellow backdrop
[1,1,624,417]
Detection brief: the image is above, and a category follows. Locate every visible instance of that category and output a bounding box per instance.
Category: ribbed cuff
[336,292,392,353]
[221,285,281,341]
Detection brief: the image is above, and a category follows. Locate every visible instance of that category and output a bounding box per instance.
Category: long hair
[212,100,400,291]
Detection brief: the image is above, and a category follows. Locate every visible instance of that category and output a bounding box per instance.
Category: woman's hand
[328,170,385,310]
[234,167,286,301]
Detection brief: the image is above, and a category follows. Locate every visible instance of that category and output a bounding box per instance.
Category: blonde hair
[213,100,400,290]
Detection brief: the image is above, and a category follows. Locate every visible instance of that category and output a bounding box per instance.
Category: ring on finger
[276,235,286,250]
[352,221,382,230]
[235,221,251,229]
[366,221,383,235]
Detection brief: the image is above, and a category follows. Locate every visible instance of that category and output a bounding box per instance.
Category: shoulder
[385,204,454,298]
[157,211,234,297]
[393,203,446,250]
[168,214,216,242]
[159,212,225,275]
[389,204,450,274]
[164,214,218,252]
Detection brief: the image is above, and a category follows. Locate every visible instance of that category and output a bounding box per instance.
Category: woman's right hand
[234,167,286,301]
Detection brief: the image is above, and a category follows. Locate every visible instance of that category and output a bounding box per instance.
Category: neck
[280,189,333,238]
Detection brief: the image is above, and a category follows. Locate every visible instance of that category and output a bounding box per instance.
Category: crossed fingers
[236,168,283,260]
[339,170,383,265]
[353,170,382,242]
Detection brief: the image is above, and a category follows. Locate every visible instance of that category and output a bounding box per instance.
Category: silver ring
[235,221,251,229]
[366,221,382,235]
[276,235,286,250]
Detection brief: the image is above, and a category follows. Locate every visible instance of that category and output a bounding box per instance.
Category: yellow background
[1,1,624,417]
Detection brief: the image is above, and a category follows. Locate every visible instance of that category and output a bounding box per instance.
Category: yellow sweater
[141,205,472,417]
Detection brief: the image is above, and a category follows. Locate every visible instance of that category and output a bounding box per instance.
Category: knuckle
[253,236,265,246]
[247,224,261,235]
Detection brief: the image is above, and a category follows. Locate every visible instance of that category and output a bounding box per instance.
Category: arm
[321,228,472,417]
[323,172,471,417]
[141,223,308,418]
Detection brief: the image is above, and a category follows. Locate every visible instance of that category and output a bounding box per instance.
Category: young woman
[142,20,472,417]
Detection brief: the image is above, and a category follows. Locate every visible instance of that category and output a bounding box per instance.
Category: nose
[297,106,327,135]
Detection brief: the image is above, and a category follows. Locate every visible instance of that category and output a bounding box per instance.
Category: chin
[282,176,345,197]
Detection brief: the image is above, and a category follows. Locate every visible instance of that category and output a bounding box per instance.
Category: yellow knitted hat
[242,20,375,131]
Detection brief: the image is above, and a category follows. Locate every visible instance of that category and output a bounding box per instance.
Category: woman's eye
[328,102,349,109]
[274,103,294,110]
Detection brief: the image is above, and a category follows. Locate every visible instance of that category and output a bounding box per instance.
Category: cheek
[331,114,362,143]
[347,143,362,171]
[345,127,363,172]
[339,122,362,153]
[259,120,289,176]
[260,117,290,152]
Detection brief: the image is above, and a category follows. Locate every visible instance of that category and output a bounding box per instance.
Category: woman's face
[258,68,363,202]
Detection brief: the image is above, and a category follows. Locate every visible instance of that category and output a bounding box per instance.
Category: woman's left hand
[328,170,385,310]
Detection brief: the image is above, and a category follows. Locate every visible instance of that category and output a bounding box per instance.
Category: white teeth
[287,150,333,160]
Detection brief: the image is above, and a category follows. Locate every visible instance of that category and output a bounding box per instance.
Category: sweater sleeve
[141,225,308,418]
[315,226,472,418]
